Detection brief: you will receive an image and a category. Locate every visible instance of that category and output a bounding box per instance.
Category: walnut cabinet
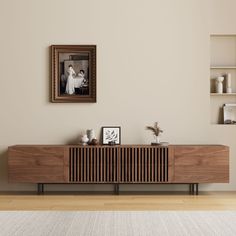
[8,145,229,194]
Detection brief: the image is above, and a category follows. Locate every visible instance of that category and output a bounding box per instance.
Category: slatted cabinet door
[120,146,170,183]
[69,146,119,183]
[68,146,171,184]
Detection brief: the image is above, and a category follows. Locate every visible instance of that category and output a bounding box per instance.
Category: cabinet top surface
[8,144,229,148]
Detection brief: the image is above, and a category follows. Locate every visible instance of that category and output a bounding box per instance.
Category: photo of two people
[59,53,89,96]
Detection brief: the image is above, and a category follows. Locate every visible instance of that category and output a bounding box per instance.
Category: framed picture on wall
[102,126,121,145]
[51,45,96,103]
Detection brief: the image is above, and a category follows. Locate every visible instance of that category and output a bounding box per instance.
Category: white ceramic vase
[226,73,232,93]
[81,134,89,145]
[215,76,224,94]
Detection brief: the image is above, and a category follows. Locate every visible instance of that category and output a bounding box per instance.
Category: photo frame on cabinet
[102,126,121,145]
[223,104,236,124]
[51,45,96,103]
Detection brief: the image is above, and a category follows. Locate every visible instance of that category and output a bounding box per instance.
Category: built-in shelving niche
[210,35,236,125]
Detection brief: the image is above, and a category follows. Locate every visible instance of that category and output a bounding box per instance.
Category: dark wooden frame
[102,126,121,145]
[51,45,96,103]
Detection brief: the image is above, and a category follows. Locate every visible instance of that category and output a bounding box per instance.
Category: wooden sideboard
[8,145,229,194]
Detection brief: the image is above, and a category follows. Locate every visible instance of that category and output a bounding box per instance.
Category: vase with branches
[146,122,163,145]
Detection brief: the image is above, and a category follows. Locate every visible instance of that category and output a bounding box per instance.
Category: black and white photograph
[51,45,96,103]
[102,126,121,145]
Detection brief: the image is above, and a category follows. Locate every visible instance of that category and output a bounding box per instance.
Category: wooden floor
[0,191,236,211]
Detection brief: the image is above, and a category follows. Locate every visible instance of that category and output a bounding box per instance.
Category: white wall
[0,0,235,191]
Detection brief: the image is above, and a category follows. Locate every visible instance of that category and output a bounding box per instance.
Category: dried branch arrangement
[146,122,163,136]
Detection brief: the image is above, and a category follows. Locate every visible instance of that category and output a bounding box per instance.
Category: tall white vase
[215,76,224,93]
[226,73,232,93]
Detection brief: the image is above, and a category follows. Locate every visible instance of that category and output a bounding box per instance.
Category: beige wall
[0,0,235,191]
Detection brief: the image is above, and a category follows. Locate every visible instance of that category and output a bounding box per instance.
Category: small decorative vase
[87,129,96,142]
[226,73,232,93]
[90,139,98,145]
[81,134,89,145]
[151,135,160,145]
[215,76,224,93]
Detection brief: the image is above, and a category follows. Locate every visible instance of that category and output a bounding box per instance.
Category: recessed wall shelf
[210,93,236,96]
[210,34,236,124]
[212,124,236,126]
[211,66,236,69]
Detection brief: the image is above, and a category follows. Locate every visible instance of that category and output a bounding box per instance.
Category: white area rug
[0,211,235,236]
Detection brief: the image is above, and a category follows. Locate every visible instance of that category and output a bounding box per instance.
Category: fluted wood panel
[120,147,169,183]
[69,146,169,183]
[69,147,119,183]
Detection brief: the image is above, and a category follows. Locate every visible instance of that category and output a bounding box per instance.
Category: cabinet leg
[114,184,119,195]
[37,183,44,194]
[117,184,119,195]
[193,183,195,195]
[190,184,199,195]
[189,184,193,195]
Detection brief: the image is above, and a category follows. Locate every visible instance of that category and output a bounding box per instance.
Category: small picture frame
[51,45,96,103]
[102,126,121,145]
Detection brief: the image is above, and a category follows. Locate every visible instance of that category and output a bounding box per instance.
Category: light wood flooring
[0,191,236,211]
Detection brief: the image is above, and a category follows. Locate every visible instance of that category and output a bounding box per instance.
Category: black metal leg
[189,184,194,195]
[189,184,199,195]
[37,183,40,194]
[114,184,119,195]
[37,183,44,194]
[117,184,119,195]
[196,183,199,195]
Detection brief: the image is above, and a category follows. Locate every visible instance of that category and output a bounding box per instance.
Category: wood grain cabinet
[172,145,229,183]
[8,145,229,194]
[8,146,68,183]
